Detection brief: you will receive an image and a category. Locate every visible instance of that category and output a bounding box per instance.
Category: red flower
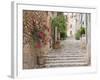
[35,43,41,48]
[38,32,45,39]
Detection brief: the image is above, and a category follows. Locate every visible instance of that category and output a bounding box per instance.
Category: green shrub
[80,27,85,36]
[75,27,86,40]
[51,14,67,32]
[75,30,81,40]
[60,32,67,40]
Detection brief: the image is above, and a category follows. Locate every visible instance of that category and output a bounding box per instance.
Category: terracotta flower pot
[53,40,61,49]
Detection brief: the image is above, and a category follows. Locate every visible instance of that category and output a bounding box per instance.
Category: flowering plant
[32,25,50,48]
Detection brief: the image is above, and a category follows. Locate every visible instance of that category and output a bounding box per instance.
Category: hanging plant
[31,24,50,48]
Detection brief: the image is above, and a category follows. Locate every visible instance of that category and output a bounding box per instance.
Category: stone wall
[23,10,51,69]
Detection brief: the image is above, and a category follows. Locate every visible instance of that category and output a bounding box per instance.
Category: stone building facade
[23,10,52,69]
[65,13,87,37]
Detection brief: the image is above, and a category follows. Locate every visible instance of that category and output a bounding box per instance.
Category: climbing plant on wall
[23,10,50,48]
[32,25,50,48]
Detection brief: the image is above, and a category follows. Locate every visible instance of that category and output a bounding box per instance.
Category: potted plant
[75,30,81,40]
[51,13,67,48]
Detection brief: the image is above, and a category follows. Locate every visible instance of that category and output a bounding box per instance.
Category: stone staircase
[43,41,89,67]
[41,38,89,68]
[42,50,89,67]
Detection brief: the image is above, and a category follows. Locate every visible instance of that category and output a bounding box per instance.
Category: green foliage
[60,32,67,40]
[51,14,67,33]
[51,13,67,41]
[75,30,81,40]
[75,26,86,40]
[80,27,85,36]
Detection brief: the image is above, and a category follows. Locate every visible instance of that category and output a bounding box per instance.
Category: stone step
[42,53,88,67]
[47,53,86,55]
[47,51,86,54]
[49,50,86,52]
[45,60,86,64]
[44,55,86,58]
[44,57,87,61]
[44,62,88,67]
[47,54,86,56]
[43,55,87,58]
[42,56,87,61]
[44,57,87,60]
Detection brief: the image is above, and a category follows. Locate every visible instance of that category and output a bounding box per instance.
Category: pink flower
[38,32,45,39]
[35,43,41,48]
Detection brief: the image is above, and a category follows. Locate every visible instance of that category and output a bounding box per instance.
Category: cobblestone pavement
[43,37,90,68]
